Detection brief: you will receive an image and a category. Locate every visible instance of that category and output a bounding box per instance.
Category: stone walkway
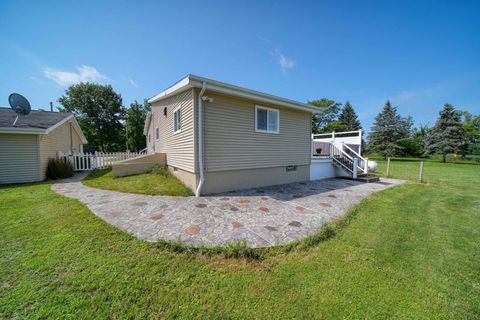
[51,174,403,248]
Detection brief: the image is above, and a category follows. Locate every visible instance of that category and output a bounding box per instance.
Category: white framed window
[255,105,279,134]
[173,106,182,134]
[148,134,151,143]
[155,127,159,140]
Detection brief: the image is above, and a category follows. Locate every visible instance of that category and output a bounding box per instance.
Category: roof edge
[147,75,322,113]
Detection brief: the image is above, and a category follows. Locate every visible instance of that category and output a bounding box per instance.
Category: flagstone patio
[51,173,403,248]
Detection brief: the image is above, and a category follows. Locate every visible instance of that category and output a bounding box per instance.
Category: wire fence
[370,157,480,186]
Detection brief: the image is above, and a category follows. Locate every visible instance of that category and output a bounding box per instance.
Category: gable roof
[0,108,87,143]
[148,75,322,114]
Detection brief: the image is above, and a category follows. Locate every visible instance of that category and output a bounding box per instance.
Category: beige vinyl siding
[203,92,312,172]
[39,121,83,180]
[149,89,196,173]
[0,134,40,184]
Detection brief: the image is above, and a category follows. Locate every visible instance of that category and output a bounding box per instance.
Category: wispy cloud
[128,78,138,87]
[277,52,295,74]
[43,65,108,86]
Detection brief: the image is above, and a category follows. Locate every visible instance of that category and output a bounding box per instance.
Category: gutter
[195,81,207,197]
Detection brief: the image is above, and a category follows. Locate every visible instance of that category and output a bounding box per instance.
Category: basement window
[173,106,182,134]
[255,106,279,134]
[286,165,297,172]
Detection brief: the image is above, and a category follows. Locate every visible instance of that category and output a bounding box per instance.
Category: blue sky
[1,0,479,132]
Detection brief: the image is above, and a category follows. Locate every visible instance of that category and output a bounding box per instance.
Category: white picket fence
[57,151,142,171]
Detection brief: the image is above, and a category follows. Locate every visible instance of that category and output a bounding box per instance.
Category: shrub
[150,165,170,176]
[46,158,74,180]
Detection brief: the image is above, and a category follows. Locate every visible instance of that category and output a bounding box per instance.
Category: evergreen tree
[338,101,362,131]
[426,103,467,162]
[126,100,150,152]
[368,100,412,159]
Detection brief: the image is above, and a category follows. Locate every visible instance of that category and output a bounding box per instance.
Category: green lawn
[1,161,479,318]
[82,167,194,196]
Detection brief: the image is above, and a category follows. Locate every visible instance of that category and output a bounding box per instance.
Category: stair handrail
[341,142,368,174]
[330,143,354,174]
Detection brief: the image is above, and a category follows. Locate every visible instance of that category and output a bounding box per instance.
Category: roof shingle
[0,107,72,129]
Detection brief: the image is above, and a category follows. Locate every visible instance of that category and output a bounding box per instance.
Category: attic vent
[163,107,167,116]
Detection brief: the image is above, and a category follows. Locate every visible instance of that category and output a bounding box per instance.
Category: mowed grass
[82,167,194,196]
[1,163,479,318]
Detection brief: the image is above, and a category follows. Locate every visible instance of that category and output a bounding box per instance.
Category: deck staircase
[330,143,379,183]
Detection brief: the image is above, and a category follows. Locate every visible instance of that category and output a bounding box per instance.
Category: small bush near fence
[46,158,74,180]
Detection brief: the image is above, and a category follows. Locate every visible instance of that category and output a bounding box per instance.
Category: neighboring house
[0,108,87,184]
[144,75,361,196]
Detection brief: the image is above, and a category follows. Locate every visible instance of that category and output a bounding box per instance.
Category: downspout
[195,82,207,197]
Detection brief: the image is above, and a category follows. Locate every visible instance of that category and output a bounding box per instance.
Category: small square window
[255,106,279,134]
[155,127,159,140]
[173,107,182,134]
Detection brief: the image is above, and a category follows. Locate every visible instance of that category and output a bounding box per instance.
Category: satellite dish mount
[8,93,31,126]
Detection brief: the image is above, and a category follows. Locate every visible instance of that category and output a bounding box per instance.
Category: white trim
[148,75,322,114]
[173,105,182,135]
[45,114,74,134]
[143,111,152,135]
[148,77,191,104]
[0,127,46,134]
[255,105,279,134]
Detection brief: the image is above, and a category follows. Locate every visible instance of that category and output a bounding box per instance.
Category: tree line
[57,82,479,161]
[58,82,150,152]
[311,98,479,161]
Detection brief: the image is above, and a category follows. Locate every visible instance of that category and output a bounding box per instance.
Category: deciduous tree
[58,83,126,152]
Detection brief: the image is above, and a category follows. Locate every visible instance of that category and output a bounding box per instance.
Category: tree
[126,100,150,152]
[309,98,342,133]
[426,104,467,162]
[459,111,480,156]
[58,83,126,152]
[368,100,412,159]
[338,101,362,131]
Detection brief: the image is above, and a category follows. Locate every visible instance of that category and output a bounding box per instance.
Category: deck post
[353,158,358,179]
[386,157,391,177]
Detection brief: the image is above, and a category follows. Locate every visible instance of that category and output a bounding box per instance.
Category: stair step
[342,175,380,183]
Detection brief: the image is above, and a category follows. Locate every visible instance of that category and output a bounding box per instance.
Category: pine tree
[368,100,412,159]
[426,103,467,162]
[338,101,362,131]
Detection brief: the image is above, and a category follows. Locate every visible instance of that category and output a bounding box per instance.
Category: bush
[46,158,74,180]
[150,165,170,176]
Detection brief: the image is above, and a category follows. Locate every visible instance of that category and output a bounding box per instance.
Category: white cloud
[43,65,108,86]
[277,53,295,73]
[129,78,138,87]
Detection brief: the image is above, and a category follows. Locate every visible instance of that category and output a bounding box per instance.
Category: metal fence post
[386,157,391,177]
[419,161,424,183]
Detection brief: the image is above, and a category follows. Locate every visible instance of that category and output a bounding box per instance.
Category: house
[142,75,370,196]
[0,108,87,184]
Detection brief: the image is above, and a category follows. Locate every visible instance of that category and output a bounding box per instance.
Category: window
[255,106,279,133]
[173,106,182,134]
[148,134,151,143]
[155,127,159,140]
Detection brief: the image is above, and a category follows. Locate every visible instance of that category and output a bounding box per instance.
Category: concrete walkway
[51,174,403,248]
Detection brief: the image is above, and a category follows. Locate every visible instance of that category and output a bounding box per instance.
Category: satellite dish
[8,93,31,126]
